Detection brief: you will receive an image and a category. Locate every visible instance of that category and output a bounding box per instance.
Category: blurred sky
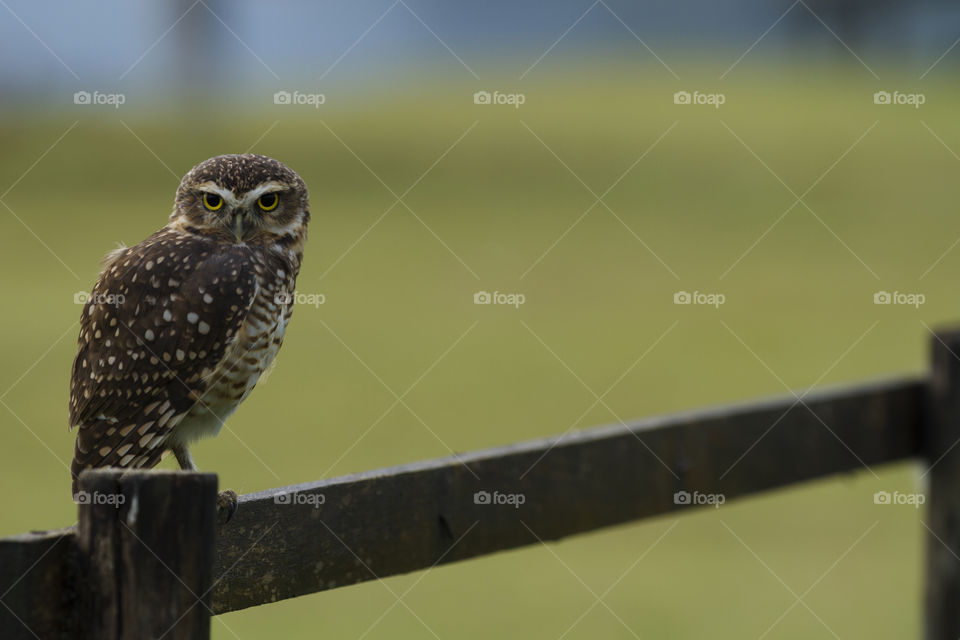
[1,0,959,102]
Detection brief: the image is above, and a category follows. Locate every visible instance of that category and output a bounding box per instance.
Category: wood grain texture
[0,376,928,635]
[211,376,924,614]
[76,470,217,640]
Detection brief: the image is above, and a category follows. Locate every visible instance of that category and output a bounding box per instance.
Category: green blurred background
[3,1,960,637]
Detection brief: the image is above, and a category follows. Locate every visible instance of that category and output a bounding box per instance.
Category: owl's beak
[232,211,247,241]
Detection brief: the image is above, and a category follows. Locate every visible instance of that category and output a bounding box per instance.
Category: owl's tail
[70,421,166,497]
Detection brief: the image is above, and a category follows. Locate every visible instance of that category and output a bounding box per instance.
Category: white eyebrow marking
[240,181,287,206]
[195,182,240,207]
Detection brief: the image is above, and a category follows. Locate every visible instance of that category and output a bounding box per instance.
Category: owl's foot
[217,489,239,524]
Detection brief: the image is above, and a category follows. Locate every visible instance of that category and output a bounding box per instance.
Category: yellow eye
[202,193,223,211]
[257,192,279,211]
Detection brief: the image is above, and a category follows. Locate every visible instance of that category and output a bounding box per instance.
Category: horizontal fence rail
[0,374,929,639]
[211,376,924,613]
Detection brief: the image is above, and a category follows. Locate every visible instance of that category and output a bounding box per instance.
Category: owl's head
[171,154,309,248]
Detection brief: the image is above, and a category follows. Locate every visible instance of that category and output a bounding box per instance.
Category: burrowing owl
[69,154,309,497]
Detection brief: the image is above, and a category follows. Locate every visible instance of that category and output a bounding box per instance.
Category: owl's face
[170,154,309,247]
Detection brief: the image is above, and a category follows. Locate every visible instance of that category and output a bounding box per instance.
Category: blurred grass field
[1,64,957,638]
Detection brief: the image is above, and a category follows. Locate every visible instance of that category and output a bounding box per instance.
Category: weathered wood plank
[0,528,76,640]
[211,376,924,614]
[0,376,929,630]
[76,470,217,639]
[925,331,960,640]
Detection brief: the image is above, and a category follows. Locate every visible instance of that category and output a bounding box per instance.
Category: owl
[69,154,309,509]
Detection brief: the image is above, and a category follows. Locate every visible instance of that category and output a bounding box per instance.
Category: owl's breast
[171,265,296,444]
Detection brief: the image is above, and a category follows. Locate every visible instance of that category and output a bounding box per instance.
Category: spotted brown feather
[68,153,309,495]
[69,230,258,486]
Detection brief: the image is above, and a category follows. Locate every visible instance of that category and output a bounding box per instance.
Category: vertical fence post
[75,469,217,640]
[926,330,960,640]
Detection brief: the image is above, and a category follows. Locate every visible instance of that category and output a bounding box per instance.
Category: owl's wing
[69,228,258,487]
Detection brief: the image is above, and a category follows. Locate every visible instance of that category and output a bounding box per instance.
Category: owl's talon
[217,489,238,524]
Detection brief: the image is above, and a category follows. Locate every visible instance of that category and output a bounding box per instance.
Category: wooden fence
[5,329,960,639]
